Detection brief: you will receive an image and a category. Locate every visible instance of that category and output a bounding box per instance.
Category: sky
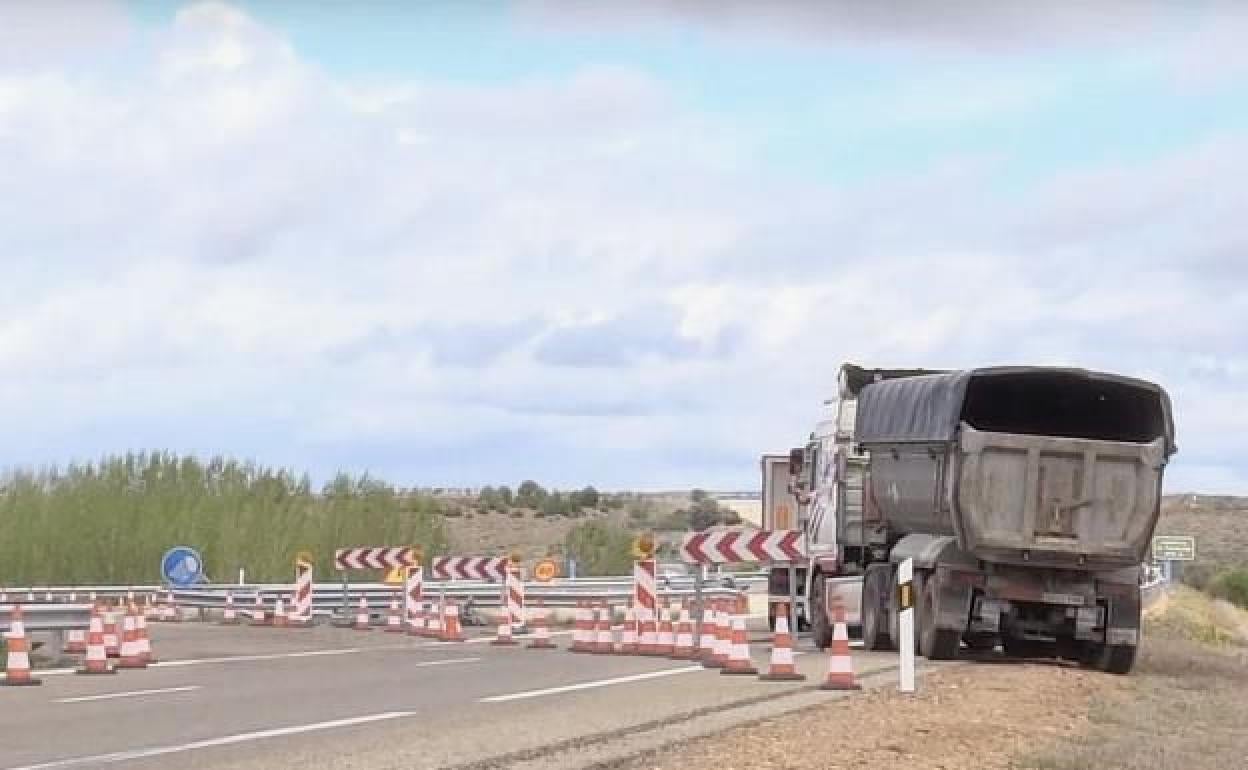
[0,1,1245,493]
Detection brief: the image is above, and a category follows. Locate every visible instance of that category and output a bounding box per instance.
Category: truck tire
[861,564,892,651]
[809,575,833,650]
[1094,644,1137,675]
[918,573,960,660]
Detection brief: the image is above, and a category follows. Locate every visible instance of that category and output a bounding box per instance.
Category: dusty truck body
[848,365,1176,673]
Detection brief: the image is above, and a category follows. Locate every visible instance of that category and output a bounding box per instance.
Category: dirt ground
[618,587,1248,770]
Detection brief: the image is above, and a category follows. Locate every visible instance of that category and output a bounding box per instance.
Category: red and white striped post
[505,560,526,633]
[404,565,424,637]
[291,555,314,627]
[633,557,657,654]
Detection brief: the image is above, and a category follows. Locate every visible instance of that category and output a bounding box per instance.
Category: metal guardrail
[0,604,92,634]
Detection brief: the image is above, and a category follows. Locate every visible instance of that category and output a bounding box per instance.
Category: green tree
[516,480,546,508]
[575,485,600,508]
[497,485,514,506]
[565,520,634,576]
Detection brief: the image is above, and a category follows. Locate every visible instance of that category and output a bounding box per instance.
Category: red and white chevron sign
[431,556,508,582]
[334,546,419,571]
[679,529,807,564]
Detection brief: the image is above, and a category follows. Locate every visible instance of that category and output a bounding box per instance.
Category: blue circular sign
[161,546,205,587]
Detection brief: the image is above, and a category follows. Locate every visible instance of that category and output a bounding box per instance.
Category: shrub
[1208,568,1248,610]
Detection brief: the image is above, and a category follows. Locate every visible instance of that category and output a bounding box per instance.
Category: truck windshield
[961,371,1167,445]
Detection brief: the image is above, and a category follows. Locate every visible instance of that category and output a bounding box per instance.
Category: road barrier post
[898,557,915,694]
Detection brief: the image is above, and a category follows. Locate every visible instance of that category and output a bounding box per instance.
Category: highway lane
[1,622,926,769]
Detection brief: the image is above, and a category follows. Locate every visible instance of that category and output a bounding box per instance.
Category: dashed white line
[55,685,201,704]
[4,711,415,770]
[480,665,706,703]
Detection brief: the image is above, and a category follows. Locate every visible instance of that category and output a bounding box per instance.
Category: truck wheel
[861,564,892,651]
[809,576,833,650]
[1092,644,1137,675]
[919,574,960,660]
[963,634,998,652]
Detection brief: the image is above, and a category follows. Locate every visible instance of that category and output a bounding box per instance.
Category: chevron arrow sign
[431,556,509,582]
[679,529,806,564]
[334,546,419,571]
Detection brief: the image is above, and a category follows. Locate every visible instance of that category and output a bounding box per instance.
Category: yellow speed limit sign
[632,531,656,559]
[533,558,558,582]
[294,550,315,568]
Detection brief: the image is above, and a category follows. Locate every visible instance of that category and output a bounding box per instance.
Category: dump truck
[767,363,1176,674]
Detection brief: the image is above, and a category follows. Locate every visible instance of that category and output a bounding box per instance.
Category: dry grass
[1158,495,1248,573]
[1018,587,1248,770]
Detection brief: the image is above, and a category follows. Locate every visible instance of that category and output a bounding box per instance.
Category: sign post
[897,558,915,693]
[1153,535,1196,583]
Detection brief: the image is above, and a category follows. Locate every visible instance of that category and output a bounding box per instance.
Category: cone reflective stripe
[386,596,403,633]
[429,601,444,636]
[65,626,87,655]
[354,597,372,631]
[135,605,155,664]
[442,601,464,642]
[492,612,517,646]
[711,607,731,668]
[117,608,145,669]
[220,589,237,623]
[408,599,427,637]
[699,606,718,666]
[720,614,758,675]
[165,591,181,622]
[273,597,289,628]
[671,608,695,659]
[251,594,267,626]
[2,605,41,686]
[594,605,613,654]
[637,606,657,655]
[760,604,805,681]
[620,605,639,655]
[568,603,589,653]
[77,607,116,675]
[527,602,556,649]
[103,611,121,658]
[820,596,861,690]
[653,605,675,657]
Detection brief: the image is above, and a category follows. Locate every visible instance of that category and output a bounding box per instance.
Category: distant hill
[1158,494,1248,577]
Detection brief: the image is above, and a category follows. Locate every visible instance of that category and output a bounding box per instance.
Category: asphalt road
[1,620,936,769]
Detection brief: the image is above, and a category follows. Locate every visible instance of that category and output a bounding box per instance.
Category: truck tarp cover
[854,366,1175,452]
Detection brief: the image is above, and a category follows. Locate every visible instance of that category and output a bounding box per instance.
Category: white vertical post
[898,557,915,693]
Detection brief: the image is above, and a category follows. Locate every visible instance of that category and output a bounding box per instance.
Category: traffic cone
[135,603,156,664]
[698,604,718,666]
[221,592,238,625]
[638,606,657,655]
[103,609,121,658]
[116,607,146,669]
[76,606,115,675]
[721,614,758,675]
[385,596,403,633]
[165,591,181,622]
[760,603,805,681]
[671,607,694,660]
[251,594,267,627]
[2,605,41,686]
[711,604,732,668]
[492,611,517,646]
[426,600,443,640]
[353,597,372,631]
[569,602,589,653]
[819,596,861,691]
[273,597,288,628]
[527,601,556,649]
[620,604,639,655]
[653,604,675,656]
[441,601,465,642]
[407,600,426,638]
[593,604,613,654]
[65,626,87,655]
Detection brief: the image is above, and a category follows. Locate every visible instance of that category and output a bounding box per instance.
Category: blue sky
[1,1,1246,492]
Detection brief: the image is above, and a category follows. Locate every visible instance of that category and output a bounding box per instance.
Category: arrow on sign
[679,528,807,564]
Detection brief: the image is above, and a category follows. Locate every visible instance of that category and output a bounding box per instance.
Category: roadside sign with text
[1153,535,1196,562]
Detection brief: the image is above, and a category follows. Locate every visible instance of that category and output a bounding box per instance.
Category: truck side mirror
[788,448,804,475]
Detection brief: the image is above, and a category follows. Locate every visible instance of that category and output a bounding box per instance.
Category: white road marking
[56,686,201,704]
[480,665,706,703]
[5,711,415,770]
[413,656,479,667]
[149,648,361,668]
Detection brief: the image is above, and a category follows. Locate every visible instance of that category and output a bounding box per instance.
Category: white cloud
[0,2,1243,492]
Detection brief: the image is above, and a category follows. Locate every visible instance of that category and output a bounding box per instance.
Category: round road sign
[294,550,315,568]
[533,558,558,582]
[161,545,205,587]
[631,532,656,559]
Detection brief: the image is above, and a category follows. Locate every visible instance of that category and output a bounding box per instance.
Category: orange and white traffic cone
[698,604,718,666]
[407,600,426,638]
[64,625,87,655]
[637,606,657,655]
[720,614,758,675]
[103,608,121,658]
[569,602,589,653]
[353,597,372,631]
[135,603,156,664]
[671,607,695,660]
[492,611,517,646]
[2,605,42,686]
[166,591,181,622]
[593,604,613,654]
[76,606,115,675]
[116,606,146,670]
[527,601,556,650]
[441,601,465,642]
[385,595,403,633]
[273,597,288,629]
[251,594,267,627]
[711,603,732,668]
[620,604,639,655]
[652,604,675,657]
[221,592,238,625]
[819,596,861,691]
[425,600,443,640]
[760,603,805,681]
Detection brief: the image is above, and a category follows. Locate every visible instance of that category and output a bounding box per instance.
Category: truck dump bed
[855,366,1175,569]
